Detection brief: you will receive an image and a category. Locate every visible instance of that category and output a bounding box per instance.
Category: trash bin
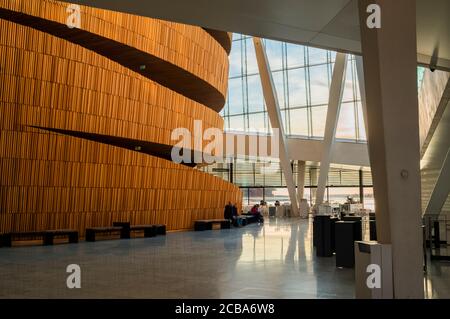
[335,221,362,268]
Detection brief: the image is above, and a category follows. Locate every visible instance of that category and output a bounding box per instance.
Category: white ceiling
[64,0,450,70]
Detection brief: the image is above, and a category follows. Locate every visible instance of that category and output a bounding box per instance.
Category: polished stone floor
[0,218,449,299]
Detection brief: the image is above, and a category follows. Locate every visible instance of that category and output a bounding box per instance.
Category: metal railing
[424,215,450,261]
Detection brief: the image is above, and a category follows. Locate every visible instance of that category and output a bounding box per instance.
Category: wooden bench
[85,227,126,242]
[194,219,231,231]
[1,229,78,247]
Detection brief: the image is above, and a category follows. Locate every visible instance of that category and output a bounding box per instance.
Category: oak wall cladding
[0,0,230,111]
[0,2,242,235]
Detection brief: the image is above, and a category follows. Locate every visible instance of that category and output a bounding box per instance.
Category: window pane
[265,40,283,71]
[229,40,242,77]
[288,68,307,107]
[363,187,375,210]
[228,115,245,131]
[264,164,282,186]
[228,77,244,115]
[249,188,264,205]
[286,43,305,68]
[311,105,327,138]
[328,187,361,206]
[289,107,309,137]
[242,188,249,206]
[272,71,285,107]
[223,115,229,130]
[356,101,367,141]
[281,109,289,134]
[248,112,266,133]
[308,47,328,65]
[264,188,291,205]
[247,75,264,113]
[336,102,357,140]
[245,38,259,74]
[309,64,330,106]
[342,61,355,102]
[329,51,337,63]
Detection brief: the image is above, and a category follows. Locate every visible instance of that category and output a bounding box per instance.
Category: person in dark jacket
[224,202,233,220]
[232,204,238,218]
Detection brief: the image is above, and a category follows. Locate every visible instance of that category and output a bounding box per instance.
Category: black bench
[112,222,166,238]
[131,225,157,237]
[1,230,78,247]
[194,219,231,231]
[43,230,78,245]
[85,227,126,242]
[154,224,166,235]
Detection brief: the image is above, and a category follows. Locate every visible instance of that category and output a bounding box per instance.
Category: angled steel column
[358,0,424,298]
[253,37,299,215]
[355,56,370,143]
[297,160,306,200]
[315,53,348,205]
[425,148,450,215]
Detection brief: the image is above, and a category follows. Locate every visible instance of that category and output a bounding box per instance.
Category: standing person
[224,202,233,221]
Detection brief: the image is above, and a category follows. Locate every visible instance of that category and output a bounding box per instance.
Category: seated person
[231,203,242,227]
[251,204,264,224]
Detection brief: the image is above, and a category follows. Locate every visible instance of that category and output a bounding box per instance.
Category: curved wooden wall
[204,28,233,55]
[0,0,229,111]
[0,22,221,151]
[0,2,241,235]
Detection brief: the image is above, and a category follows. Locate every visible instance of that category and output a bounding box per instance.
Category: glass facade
[202,160,374,209]
[222,34,366,142]
[210,34,432,210]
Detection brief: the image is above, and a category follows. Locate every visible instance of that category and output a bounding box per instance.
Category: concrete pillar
[355,56,369,143]
[253,37,299,216]
[358,0,424,298]
[297,160,306,200]
[309,168,317,204]
[316,53,348,205]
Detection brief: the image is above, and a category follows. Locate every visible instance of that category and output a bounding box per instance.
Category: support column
[253,37,299,216]
[358,0,424,298]
[425,148,450,215]
[316,53,348,205]
[310,168,318,203]
[297,161,306,200]
[229,162,234,184]
[359,169,364,205]
[355,56,370,142]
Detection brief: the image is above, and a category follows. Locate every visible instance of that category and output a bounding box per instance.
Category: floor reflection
[0,218,448,298]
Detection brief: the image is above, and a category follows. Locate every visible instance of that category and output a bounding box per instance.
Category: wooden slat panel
[0,0,229,105]
[0,11,242,236]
